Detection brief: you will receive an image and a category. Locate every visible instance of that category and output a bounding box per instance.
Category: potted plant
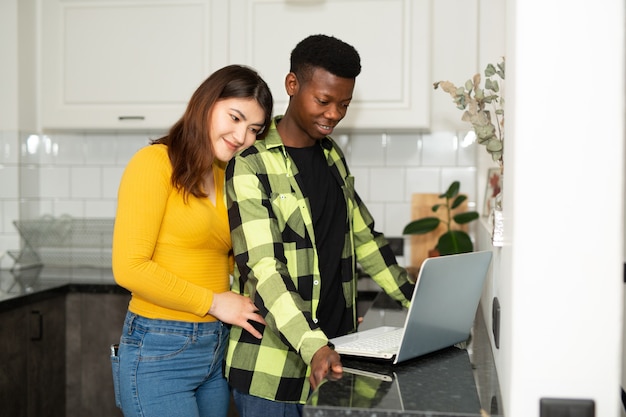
[403,181,479,256]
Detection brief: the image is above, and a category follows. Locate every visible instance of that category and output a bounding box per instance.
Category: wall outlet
[540,398,594,417]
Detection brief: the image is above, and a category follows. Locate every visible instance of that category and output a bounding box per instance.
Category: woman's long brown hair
[152,65,272,201]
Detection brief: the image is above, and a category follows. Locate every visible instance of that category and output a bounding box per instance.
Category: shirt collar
[265,116,334,151]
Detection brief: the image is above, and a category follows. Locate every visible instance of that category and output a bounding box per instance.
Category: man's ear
[284,72,299,97]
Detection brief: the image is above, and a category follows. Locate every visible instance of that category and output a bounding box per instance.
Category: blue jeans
[111,312,230,417]
[232,389,303,417]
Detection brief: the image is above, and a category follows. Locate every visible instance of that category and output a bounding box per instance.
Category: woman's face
[209,97,266,162]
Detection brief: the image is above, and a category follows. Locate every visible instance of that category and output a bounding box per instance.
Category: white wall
[0,0,17,130]
[493,1,624,416]
[0,0,20,264]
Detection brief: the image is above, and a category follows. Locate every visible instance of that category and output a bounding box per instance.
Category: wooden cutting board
[409,193,468,268]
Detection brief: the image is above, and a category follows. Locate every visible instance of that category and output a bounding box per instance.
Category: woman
[111,65,273,417]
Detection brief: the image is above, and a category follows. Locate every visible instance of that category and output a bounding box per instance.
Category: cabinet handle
[30,310,43,341]
[118,116,145,121]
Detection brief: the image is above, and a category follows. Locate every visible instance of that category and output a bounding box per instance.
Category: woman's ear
[284,72,298,97]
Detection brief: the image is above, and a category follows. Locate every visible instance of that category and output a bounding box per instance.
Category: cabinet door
[27,295,67,417]
[228,0,431,130]
[0,306,28,417]
[65,291,129,417]
[430,0,479,131]
[41,0,229,130]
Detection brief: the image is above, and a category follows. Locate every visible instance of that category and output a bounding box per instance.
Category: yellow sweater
[112,144,231,322]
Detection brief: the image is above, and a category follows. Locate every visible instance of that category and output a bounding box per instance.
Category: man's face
[287,67,355,141]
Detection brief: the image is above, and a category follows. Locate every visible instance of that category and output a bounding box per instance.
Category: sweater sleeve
[112,145,214,318]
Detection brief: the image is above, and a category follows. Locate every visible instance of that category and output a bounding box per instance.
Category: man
[225,34,415,417]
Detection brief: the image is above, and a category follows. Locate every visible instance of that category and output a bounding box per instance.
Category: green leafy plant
[403,181,479,256]
[434,59,505,165]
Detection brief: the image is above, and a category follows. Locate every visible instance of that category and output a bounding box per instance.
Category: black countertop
[0,265,124,312]
[0,267,502,416]
[304,292,503,417]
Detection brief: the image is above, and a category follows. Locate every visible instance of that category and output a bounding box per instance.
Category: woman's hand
[209,292,266,339]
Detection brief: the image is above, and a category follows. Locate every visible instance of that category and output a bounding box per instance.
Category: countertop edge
[0,267,127,312]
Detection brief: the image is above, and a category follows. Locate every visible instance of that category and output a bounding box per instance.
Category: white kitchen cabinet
[40,0,229,130]
[430,0,479,131]
[228,0,431,131]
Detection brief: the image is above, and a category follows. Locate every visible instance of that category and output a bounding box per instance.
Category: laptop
[329,250,493,364]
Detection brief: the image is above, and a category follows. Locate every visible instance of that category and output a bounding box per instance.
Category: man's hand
[309,345,343,390]
[406,266,420,284]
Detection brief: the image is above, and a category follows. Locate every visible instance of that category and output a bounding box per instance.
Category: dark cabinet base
[0,306,28,417]
[66,292,129,417]
[1,285,243,417]
[0,294,66,417]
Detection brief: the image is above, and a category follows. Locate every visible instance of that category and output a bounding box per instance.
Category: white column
[496,1,625,416]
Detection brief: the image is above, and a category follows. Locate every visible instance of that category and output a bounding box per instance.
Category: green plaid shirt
[224,117,413,404]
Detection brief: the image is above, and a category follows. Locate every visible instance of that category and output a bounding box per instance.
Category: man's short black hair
[290,34,361,82]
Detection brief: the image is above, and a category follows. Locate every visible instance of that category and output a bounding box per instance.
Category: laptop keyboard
[338,328,404,353]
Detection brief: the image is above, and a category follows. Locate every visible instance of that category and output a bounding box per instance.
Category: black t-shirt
[286,142,351,337]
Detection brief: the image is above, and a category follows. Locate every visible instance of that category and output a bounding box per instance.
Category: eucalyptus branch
[434,58,505,165]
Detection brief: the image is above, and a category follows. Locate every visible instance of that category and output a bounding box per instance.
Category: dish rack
[8,216,114,270]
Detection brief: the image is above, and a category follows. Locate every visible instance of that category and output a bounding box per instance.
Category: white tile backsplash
[52,132,86,164]
[405,168,442,195]
[2,200,18,234]
[349,133,386,167]
[440,167,478,203]
[0,128,480,268]
[365,202,385,231]
[19,200,53,219]
[19,165,40,198]
[421,131,458,166]
[53,200,85,217]
[115,133,155,165]
[40,166,70,198]
[102,166,125,199]
[85,200,116,217]
[350,167,370,201]
[385,133,421,167]
[385,202,412,236]
[457,131,478,166]
[0,234,19,269]
[0,165,18,198]
[85,134,117,165]
[369,168,405,202]
[37,135,60,164]
[71,166,102,198]
[19,133,41,164]
[0,131,19,164]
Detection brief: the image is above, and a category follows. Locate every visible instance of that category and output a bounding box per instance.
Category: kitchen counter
[304,291,503,416]
[0,265,124,312]
[0,267,502,416]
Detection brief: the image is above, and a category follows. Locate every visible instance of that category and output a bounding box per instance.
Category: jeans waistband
[124,311,224,337]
